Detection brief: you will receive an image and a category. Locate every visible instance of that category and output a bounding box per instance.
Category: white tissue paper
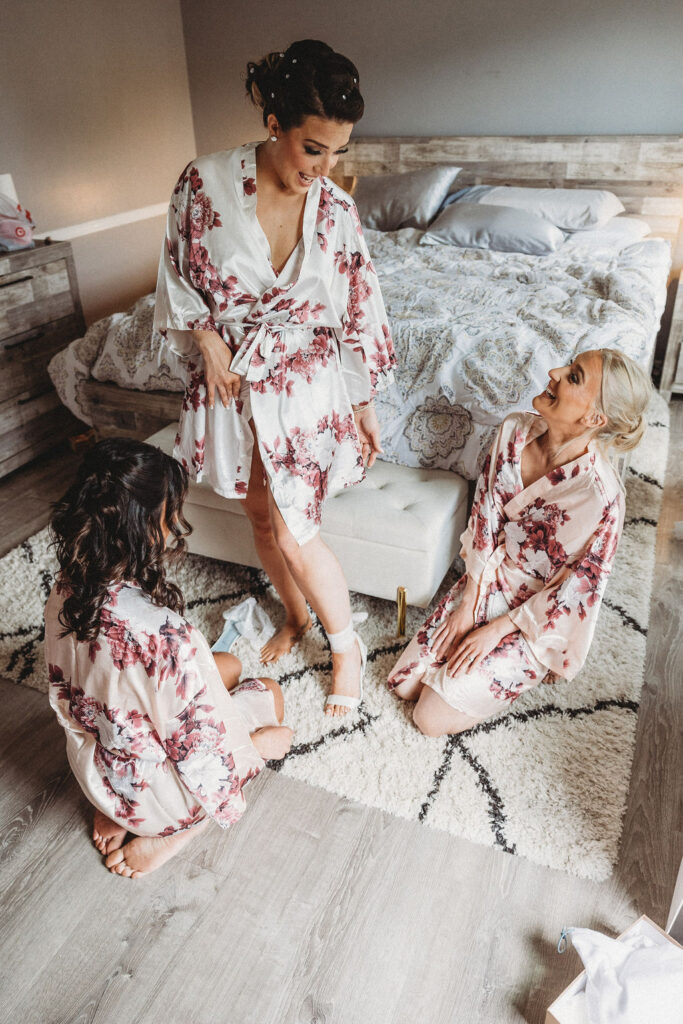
[568,925,683,1024]
[211,597,275,653]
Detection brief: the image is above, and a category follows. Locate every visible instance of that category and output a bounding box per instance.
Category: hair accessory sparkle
[342,94,347,100]
[271,92,275,98]
[291,57,297,63]
[285,73,290,78]
[353,77,357,83]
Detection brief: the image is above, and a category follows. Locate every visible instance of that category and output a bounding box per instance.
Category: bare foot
[92,810,127,856]
[325,641,362,718]
[251,725,294,761]
[105,818,209,879]
[260,617,312,664]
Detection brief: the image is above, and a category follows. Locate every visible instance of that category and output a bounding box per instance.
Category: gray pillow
[420,202,565,255]
[354,166,461,231]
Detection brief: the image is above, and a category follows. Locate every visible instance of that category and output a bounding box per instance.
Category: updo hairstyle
[50,438,191,642]
[594,348,652,453]
[245,39,364,131]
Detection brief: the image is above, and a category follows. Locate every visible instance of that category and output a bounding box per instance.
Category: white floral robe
[45,581,267,837]
[388,412,625,719]
[154,143,396,544]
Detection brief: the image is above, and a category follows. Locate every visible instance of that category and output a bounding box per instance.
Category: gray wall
[1,0,196,323]
[180,0,683,156]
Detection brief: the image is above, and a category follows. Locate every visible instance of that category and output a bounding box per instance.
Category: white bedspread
[48,229,670,479]
[367,228,670,477]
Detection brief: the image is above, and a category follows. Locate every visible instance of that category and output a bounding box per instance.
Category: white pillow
[565,216,650,248]
[354,166,461,231]
[420,202,565,255]
[455,185,625,231]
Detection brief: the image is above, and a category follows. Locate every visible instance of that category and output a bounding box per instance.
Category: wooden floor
[0,413,681,1024]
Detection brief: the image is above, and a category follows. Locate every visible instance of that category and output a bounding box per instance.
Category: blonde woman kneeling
[387,349,651,737]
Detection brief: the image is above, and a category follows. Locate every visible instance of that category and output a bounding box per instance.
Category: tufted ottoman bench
[146,424,469,623]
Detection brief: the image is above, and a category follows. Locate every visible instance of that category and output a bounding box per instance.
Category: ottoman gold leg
[396,586,407,637]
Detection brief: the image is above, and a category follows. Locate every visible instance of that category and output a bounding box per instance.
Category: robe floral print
[154,143,396,545]
[388,412,625,719]
[45,582,265,837]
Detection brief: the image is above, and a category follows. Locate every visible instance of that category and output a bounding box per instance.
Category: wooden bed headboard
[336,135,683,277]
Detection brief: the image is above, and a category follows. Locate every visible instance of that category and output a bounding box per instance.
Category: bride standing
[154,39,396,716]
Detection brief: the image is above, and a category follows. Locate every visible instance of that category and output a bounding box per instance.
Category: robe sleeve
[459,424,508,586]
[154,623,265,828]
[507,492,624,679]
[153,164,219,360]
[337,206,397,406]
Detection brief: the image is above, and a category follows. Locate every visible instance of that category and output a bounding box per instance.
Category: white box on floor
[545,915,683,1024]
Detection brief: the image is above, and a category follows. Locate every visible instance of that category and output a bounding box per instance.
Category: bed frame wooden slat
[337,134,683,273]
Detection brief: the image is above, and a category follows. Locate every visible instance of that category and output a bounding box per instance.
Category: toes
[105,848,125,870]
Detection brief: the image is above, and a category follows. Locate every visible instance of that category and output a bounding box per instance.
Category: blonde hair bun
[596,348,652,453]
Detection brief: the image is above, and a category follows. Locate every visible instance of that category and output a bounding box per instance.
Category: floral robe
[45,581,266,837]
[154,143,396,545]
[388,412,625,719]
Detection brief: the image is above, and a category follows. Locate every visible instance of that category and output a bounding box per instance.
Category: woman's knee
[412,699,445,738]
[271,519,305,571]
[244,490,273,538]
[213,651,242,689]
[260,676,285,723]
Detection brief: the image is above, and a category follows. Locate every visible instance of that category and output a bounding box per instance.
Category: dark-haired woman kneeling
[45,439,293,878]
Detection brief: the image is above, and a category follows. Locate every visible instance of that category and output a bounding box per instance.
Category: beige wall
[180,0,683,156]
[1,0,196,323]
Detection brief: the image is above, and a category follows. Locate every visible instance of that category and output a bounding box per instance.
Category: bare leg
[244,424,311,663]
[212,651,243,690]
[387,633,427,701]
[214,662,293,756]
[92,809,127,856]
[105,817,210,879]
[260,484,362,718]
[412,685,483,737]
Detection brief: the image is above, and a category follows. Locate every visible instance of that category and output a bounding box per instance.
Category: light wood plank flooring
[0,410,680,1024]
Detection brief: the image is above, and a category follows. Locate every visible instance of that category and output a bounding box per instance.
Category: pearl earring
[270,135,277,142]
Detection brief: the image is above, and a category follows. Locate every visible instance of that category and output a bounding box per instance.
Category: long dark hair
[50,438,191,643]
[246,39,364,131]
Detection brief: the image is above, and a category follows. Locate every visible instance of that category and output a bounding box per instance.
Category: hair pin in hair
[353,77,357,83]
[279,52,284,57]
[291,58,297,63]
[342,94,347,100]
[271,92,275,98]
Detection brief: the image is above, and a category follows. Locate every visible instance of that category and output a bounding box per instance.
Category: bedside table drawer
[0,315,83,404]
[0,258,75,340]
[0,389,80,479]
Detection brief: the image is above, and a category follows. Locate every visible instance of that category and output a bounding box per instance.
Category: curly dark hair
[246,39,364,132]
[50,438,192,643]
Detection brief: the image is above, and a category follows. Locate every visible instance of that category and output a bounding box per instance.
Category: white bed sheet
[48,229,670,479]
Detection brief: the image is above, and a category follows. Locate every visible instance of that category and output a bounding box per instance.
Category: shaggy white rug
[0,396,669,881]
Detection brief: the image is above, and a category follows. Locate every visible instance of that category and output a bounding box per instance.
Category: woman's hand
[430,586,477,661]
[194,330,241,408]
[446,614,518,677]
[353,403,383,467]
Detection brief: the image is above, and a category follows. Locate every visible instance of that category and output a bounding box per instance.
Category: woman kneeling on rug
[387,348,651,737]
[45,439,293,879]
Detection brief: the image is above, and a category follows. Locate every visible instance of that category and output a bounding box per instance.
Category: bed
[48,135,681,480]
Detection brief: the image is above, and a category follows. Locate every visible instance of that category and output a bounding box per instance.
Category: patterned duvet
[48,227,670,479]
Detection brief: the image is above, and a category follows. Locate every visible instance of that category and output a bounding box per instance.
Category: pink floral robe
[45,581,269,837]
[388,412,625,719]
[154,143,396,545]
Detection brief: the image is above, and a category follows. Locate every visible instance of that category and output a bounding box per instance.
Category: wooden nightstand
[0,240,86,478]
[660,269,683,400]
